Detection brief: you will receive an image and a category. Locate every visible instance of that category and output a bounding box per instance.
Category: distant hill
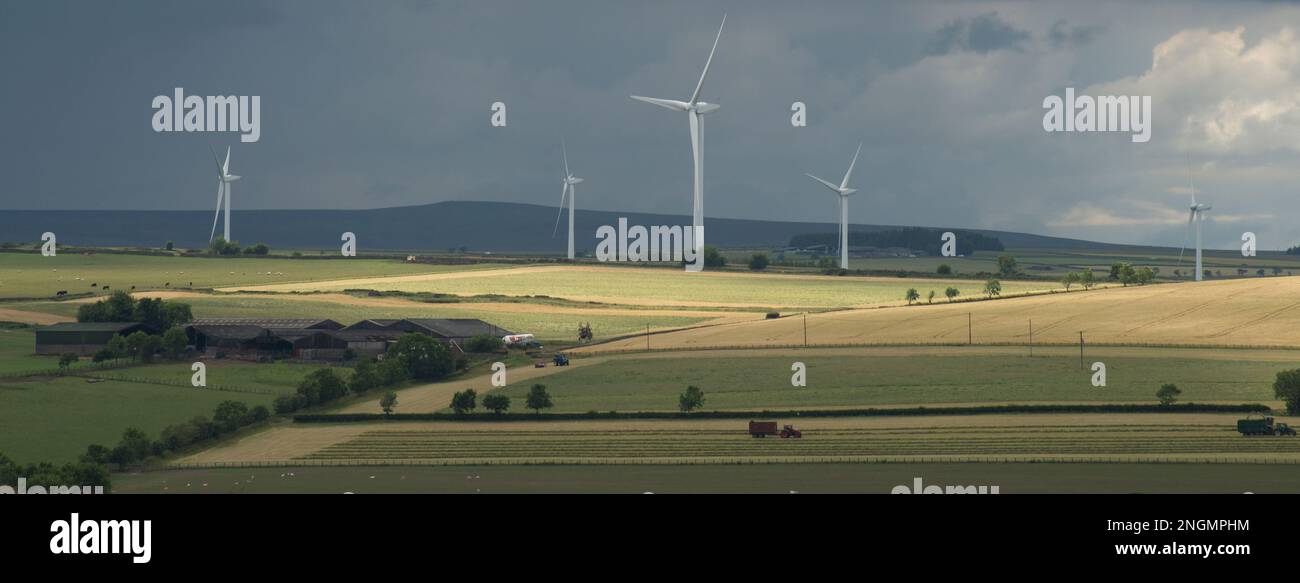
[0,201,1128,253]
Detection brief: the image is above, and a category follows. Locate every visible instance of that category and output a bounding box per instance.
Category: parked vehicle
[553,353,570,366]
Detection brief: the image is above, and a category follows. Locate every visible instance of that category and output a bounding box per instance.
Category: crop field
[0,376,274,463]
[111,462,1300,494]
[171,414,1300,467]
[218,264,1056,309]
[487,347,1295,412]
[582,276,1300,351]
[0,252,502,299]
[6,293,724,345]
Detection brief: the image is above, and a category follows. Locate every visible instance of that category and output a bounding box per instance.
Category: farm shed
[34,322,146,355]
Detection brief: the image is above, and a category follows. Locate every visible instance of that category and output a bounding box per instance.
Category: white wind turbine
[631,14,726,257]
[207,146,240,243]
[1177,170,1212,281]
[806,142,862,270]
[552,140,584,259]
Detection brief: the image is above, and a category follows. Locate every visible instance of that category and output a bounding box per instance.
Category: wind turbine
[806,142,862,270]
[1177,170,1212,281]
[552,140,583,259]
[207,146,240,243]
[630,14,726,258]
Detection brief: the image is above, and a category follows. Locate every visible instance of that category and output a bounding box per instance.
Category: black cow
[55,290,67,297]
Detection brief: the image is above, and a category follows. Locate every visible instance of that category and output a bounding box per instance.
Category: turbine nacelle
[693,102,720,114]
[840,188,857,196]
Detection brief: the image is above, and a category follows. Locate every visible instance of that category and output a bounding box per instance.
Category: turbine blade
[223,146,231,175]
[840,142,862,190]
[562,138,570,179]
[552,182,569,237]
[1177,210,1194,266]
[689,14,726,104]
[209,181,224,242]
[805,173,841,193]
[630,95,691,111]
[208,145,226,179]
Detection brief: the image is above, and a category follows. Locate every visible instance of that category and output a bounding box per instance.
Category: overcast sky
[2,0,1299,249]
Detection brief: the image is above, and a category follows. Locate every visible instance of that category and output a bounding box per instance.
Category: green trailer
[1237,415,1296,436]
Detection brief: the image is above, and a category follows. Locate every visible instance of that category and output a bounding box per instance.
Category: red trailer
[749,420,802,438]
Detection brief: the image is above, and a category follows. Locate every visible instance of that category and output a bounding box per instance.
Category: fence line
[165,455,1300,470]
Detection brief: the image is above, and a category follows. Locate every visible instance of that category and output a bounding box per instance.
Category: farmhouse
[34,322,147,355]
[187,317,511,361]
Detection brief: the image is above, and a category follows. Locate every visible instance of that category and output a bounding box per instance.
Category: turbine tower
[630,14,726,258]
[208,146,240,243]
[1177,173,1212,281]
[805,142,862,270]
[552,140,584,260]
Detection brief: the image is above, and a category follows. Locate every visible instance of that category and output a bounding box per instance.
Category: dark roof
[403,318,511,338]
[190,325,267,341]
[189,318,342,330]
[37,322,143,333]
[330,329,406,341]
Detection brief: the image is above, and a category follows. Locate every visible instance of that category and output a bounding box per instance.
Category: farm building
[34,322,147,355]
[188,318,510,361]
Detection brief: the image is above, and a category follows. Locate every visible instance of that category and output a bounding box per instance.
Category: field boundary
[293,403,1270,423]
[165,455,1300,469]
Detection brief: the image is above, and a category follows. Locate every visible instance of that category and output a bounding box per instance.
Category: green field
[490,348,1297,412]
[110,463,1300,493]
[6,294,715,344]
[0,252,501,298]
[0,375,274,463]
[844,248,1300,279]
[92,360,332,395]
[267,265,1056,308]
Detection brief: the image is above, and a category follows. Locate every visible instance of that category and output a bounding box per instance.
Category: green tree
[388,333,454,381]
[297,368,349,406]
[482,394,511,414]
[58,352,78,370]
[463,334,504,353]
[703,245,727,268]
[905,288,920,305]
[983,279,1001,298]
[379,391,398,415]
[120,427,152,461]
[1062,271,1080,291]
[161,326,188,360]
[213,400,250,433]
[450,389,478,414]
[927,290,936,304]
[164,240,174,251]
[1274,370,1300,415]
[526,383,553,414]
[1156,383,1182,406]
[243,242,270,255]
[996,254,1019,277]
[936,263,953,275]
[945,286,960,302]
[678,385,705,412]
[1079,270,1096,290]
[748,253,770,271]
[349,359,382,393]
[378,354,411,385]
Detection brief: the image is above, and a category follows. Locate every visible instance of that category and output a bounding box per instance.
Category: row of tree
[904,280,1002,305]
[0,452,111,492]
[77,290,193,332]
[207,236,269,256]
[274,333,459,415]
[449,385,552,415]
[82,400,270,469]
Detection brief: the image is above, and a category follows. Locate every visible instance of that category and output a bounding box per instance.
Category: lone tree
[1274,370,1300,415]
[905,288,920,305]
[927,290,936,304]
[748,253,770,271]
[526,383,553,414]
[1062,271,1080,291]
[983,279,1001,298]
[450,389,478,414]
[936,263,953,275]
[1156,383,1182,406]
[996,254,1019,277]
[482,394,511,414]
[379,391,398,415]
[679,385,705,412]
[945,286,960,302]
[1079,270,1096,290]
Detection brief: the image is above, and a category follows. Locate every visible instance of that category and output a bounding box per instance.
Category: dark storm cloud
[925,12,1031,55]
[2,0,1299,250]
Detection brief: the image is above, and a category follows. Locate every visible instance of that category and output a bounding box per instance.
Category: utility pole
[646,324,650,351]
[803,312,807,348]
[1029,319,1033,357]
[1079,331,1085,369]
[967,312,972,345]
